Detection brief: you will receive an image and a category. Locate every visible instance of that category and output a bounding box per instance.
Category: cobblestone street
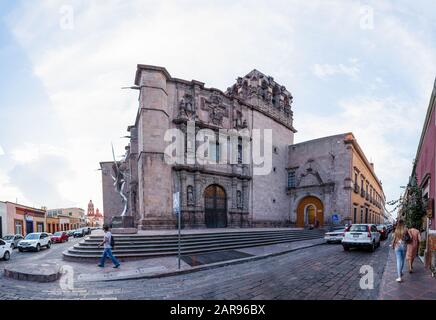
[0,239,394,300]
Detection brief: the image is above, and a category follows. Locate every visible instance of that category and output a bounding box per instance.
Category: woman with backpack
[391,219,409,283]
[406,225,421,273]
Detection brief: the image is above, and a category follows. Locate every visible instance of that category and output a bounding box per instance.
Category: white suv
[0,239,12,260]
[18,232,51,252]
[342,224,381,252]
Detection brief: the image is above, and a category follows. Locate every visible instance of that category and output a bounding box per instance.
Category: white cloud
[313,60,360,79]
[296,95,421,216]
[10,143,66,164]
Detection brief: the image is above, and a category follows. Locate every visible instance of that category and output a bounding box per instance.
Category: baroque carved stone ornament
[201,93,228,126]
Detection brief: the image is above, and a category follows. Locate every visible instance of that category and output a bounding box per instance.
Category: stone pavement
[0,239,392,300]
[378,248,436,300]
[71,237,326,282]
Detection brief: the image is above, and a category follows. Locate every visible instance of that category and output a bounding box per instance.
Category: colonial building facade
[101,64,385,230]
[0,201,46,236]
[288,133,386,228]
[46,207,86,233]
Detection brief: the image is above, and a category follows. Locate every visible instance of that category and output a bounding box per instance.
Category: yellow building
[349,135,386,224]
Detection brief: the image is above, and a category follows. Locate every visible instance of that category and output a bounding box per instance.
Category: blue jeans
[99,248,120,267]
[395,244,406,278]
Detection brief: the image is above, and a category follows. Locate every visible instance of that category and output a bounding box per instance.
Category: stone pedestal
[111,216,138,234]
[4,263,61,282]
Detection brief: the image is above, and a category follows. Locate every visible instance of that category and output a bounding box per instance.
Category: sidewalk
[378,248,436,300]
[65,237,325,282]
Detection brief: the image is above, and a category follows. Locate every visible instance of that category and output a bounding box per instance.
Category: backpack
[110,234,115,249]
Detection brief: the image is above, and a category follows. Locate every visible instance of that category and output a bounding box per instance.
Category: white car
[2,234,24,249]
[17,232,52,252]
[324,226,347,243]
[342,224,381,252]
[0,238,12,261]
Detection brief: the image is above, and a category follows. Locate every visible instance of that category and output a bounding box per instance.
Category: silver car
[2,234,24,249]
[324,226,347,243]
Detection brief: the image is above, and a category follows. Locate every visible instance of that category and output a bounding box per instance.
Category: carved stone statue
[111,161,128,217]
[187,185,194,206]
[210,107,224,126]
[179,93,195,119]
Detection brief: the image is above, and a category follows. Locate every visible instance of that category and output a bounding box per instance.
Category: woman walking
[391,219,408,282]
[406,226,421,273]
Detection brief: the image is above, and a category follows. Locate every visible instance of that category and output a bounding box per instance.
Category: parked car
[1,234,24,249]
[17,232,51,252]
[342,224,381,252]
[324,226,347,243]
[73,228,86,238]
[386,224,393,233]
[376,224,388,240]
[66,230,75,237]
[51,231,69,243]
[0,239,12,261]
[83,227,91,235]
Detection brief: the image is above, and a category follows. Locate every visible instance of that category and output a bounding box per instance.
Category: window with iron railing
[288,170,296,188]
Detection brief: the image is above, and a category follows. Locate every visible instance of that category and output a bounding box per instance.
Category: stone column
[137,66,176,229]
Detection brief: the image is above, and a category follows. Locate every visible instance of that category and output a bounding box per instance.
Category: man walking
[98,225,120,268]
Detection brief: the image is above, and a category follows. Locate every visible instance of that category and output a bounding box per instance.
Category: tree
[402,175,426,229]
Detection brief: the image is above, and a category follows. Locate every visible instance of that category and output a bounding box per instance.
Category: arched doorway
[204,184,227,228]
[306,205,316,225]
[296,196,324,228]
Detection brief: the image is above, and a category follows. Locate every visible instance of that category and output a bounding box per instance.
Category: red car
[51,231,69,243]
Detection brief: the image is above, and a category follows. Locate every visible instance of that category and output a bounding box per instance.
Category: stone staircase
[63,229,325,261]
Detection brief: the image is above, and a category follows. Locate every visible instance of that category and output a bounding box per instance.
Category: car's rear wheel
[11,243,15,249]
[19,248,23,252]
[343,245,350,251]
[369,241,375,252]
[36,244,41,252]
[3,251,10,261]
[47,242,51,249]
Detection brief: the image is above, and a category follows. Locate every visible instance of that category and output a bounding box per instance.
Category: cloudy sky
[0,1,435,217]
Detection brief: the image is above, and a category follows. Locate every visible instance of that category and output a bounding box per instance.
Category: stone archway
[296,196,324,228]
[204,184,227,228]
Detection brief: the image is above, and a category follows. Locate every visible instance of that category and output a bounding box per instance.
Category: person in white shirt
[98,225,120,268]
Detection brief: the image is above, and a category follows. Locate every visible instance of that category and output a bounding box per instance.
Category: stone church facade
[100,64,386,230]
[287,133,386,228]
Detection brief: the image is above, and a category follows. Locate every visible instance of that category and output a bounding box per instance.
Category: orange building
[1,201,47,236]
[348,134,386,224]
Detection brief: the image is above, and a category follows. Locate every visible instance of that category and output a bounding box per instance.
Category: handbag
[403,231,412,244]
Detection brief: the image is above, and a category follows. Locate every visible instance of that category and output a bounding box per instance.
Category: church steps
[63,229,324,260]
[74,234,319,249]
[83,230,324,242]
